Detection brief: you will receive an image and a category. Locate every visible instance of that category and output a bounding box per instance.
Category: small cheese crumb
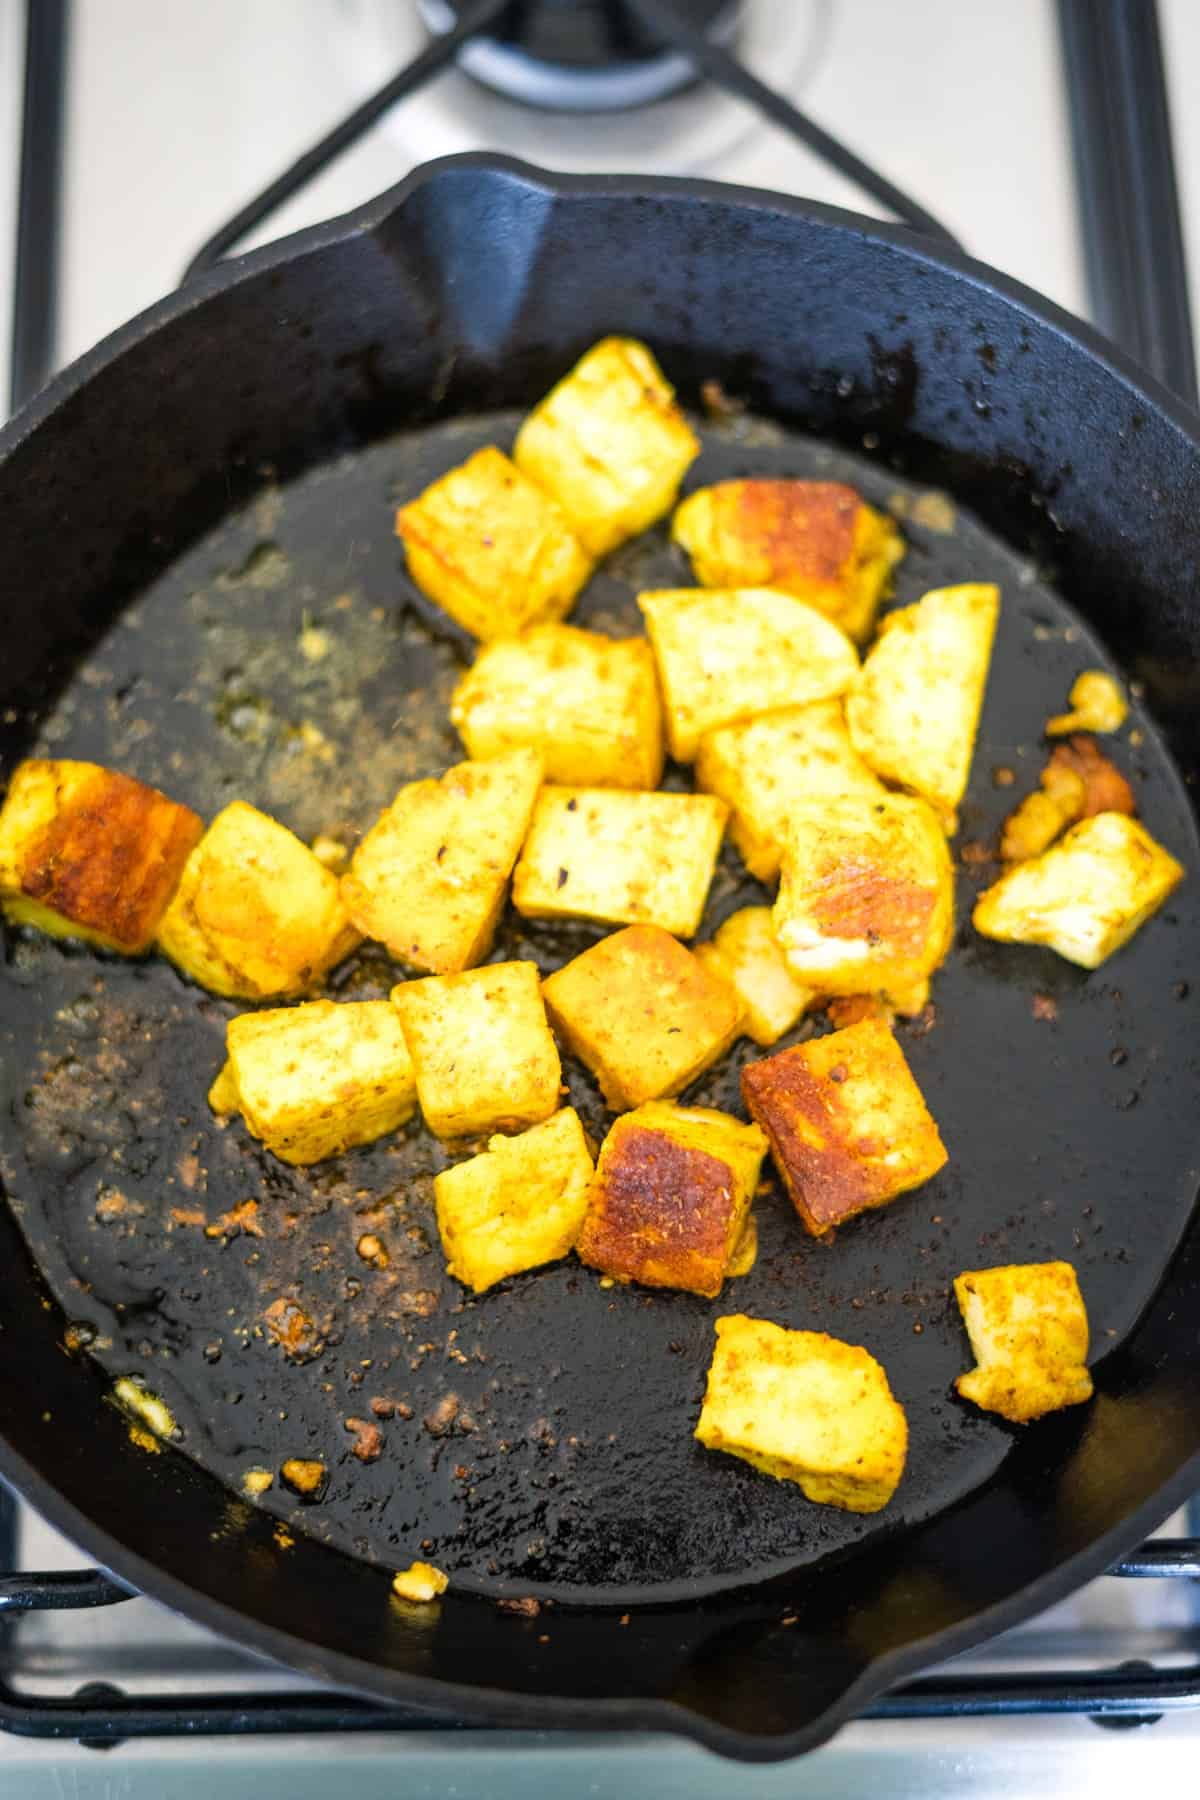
[1046,670,1128,736]
[112,1376,177,1441]
[242,1467,274,1497]
[392,1560,449,1603]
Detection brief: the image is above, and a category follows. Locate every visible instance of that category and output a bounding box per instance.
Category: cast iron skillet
[0,156,1199,1761]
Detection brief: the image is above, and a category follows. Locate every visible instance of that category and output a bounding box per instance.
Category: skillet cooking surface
[1,410,1197,1606]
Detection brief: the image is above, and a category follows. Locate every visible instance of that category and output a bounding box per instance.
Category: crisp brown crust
[731,479,860,583]
[1047,735,1135,819]
[18,767,202,950]
[577,1125,741,1297]
[808,856,937,959]
[741,1049,876,1233]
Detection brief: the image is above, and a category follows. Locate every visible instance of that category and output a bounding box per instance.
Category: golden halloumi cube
[391,961,560,1140]
[695,906,815,1046]
[395,445,592,641]
[542,924,743,1110]
[639,587,859,763]
[695,1315,908,1512]
[513,337,699,556]
[341,749,543,974]
[672,479,905,642]
[694,700,885,883]
[741,1019,948,1236]
[450,625,663,790]
[954,1262,1093,1423]
[512,787,726,939]
[435,1107,594,1292]
[157,801,360,999]
[0,759,203,954]
[577,1102,767,1297]
[773,794,954,1004]
[210,999,416,1165]
[973,811,1184,969]
[845,582,999,833]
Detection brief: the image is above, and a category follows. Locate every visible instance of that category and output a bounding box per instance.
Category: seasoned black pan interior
[1,406,1198,1608]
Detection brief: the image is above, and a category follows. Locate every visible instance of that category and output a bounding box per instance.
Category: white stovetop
[0,3,1199,1794]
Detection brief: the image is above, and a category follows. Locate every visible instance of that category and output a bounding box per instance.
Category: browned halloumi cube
[434,1107,594,1292]
[395,445,593,641]
[341,749,543,974]
[772,794,954,1004]
[954,1262,1093,1423]
[741,1019,947,1236]
[694,700,885,882]
[577,1102,767,1297]
[391,961,560,1140]
[695,906,815,1046]
[0,759,203,953]
[542,924,743,1110]
[672,479,905,642]
[210,999,416,1165]
[639,587,859,763]
[845,582,1000,832]
[512,787,726,938]
[513,337,699,556]
[157,801,360,999]
[450,625,663,789]
[973,811,1184,969]
[695,1316,908,1512]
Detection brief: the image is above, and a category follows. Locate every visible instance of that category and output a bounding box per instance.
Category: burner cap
[419,1,742,112]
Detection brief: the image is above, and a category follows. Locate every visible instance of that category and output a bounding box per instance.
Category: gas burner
[417,1,741,111]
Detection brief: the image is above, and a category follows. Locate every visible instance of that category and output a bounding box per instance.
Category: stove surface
[1,1,1199,1790]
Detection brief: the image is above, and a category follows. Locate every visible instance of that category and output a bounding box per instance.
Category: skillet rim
[0,152,1198,1760]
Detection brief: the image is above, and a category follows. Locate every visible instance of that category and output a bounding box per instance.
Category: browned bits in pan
[264,1297,323,1364]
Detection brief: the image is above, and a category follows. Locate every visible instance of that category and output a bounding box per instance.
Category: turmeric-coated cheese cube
[0,759,203,953]
[513,337,699,556]
[543,925,743,1110]
[392,1561,448,1603]
[973,811,1183,969]
[395,445,592,642]
[578,1102,767,1297]
[695,907,814,1046]
[450,625,663,789]
[211,999,416,1166]
[845,582,1000,832]
[341,749,543,974]
[391,961,560,1140]
[773,794,954,1005]
[695,1316,908,1512]
[639,587,859,763]
[435,1107,594,1292]
[512,787,726,939]
[954,1262,1093,1423]
[672,479,904,642]
[742,1019,947,1236]
[157,802,360,999]
[695,700,885,883]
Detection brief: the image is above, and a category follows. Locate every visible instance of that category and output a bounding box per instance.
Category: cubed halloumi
[450,625,663,790]
[578,1102,767,1297]
[0,759,203,954]
[211,999,416,1165]
[973,811,1184,969]
[773,794,954,1004]
[954,1262,1093,1423]
[391,961,560,1140]
[395,445,592,641]
[695,700,885,882]
[512,787,726,938]
[513,337,699,556]
[639,588,859,763]
[695,1316,908,1512]
[340,749,543,974]
[435,1107,594,1292]
[845,582,1000,832]
[157,801,360,1000]
[672,479,904,642]
[741,1019,947,1236]
[542,924,743,1110]
[695,906,814,1046]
